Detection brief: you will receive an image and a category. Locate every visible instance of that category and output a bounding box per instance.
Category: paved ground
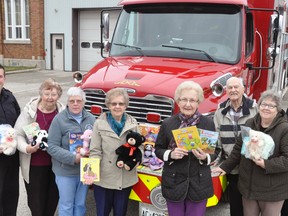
[5,69,288,216]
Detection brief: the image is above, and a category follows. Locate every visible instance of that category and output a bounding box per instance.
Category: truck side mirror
[102,13,110,39]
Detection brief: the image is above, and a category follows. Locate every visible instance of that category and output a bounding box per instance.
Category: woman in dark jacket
[280,108,288,216]
[155,81,220,216]
[214,89,288,216]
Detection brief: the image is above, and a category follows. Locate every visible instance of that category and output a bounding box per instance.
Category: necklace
[37,108,58,130]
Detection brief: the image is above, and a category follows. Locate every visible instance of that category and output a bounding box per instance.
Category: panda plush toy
[31,130,48,151]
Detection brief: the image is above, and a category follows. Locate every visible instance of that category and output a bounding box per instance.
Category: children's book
[198,128,218,154]
[23,122,40,143]
[138,123,160,144]
[172,126,201,151]
[80,157,100,183]
[69,132,83,154]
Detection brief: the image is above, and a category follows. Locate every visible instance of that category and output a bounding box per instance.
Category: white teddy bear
[0,127,17,155]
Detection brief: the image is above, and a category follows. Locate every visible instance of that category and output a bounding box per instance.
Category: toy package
[0,124,17,155]
[241,126,275,160]
[138,123,160,143]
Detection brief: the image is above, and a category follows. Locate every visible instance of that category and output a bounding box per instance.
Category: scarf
[107,112,126,136]
[168,110,201,150]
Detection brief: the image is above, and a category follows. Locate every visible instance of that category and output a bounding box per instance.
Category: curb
[6,68,41,75]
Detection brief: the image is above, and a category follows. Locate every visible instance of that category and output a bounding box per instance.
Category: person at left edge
[155,80,220,216]
[0,64,20,216]
[14,78,64,216]
[47,87,95,216]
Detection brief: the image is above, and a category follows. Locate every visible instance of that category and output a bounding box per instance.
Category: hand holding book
[171,148,188,160]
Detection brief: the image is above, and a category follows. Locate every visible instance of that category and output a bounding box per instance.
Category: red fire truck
[74,0,288,215]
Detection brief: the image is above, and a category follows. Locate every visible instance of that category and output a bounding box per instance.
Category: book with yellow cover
[80,158,100,183]
[172,126,201,151]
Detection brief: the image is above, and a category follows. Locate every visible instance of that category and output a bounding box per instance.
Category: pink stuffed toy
[80,129,93,156]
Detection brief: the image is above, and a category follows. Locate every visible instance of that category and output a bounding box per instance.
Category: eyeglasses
[69,99,83,104]
[260,103,277,109]
[178,98,199,104]
[109,102,125,107]
[43,93,58,98]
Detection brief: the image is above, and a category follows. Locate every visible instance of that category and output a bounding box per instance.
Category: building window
[4,0,30,40]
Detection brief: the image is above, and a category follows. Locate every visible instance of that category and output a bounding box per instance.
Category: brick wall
[0,0,45,66]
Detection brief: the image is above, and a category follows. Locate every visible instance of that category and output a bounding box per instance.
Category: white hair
[66,87,86,103]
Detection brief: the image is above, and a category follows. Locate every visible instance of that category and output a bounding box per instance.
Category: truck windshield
[110,3,242,64]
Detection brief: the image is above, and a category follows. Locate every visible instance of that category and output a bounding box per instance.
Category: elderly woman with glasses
[154,81,220,216]
[213,89,288,216]
[47,87,95,216]
[88,88,139,216]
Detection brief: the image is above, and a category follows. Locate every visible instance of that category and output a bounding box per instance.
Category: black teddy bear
[115,131,145,171]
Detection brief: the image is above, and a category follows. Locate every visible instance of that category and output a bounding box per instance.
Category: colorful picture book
[138,123,160,144]
[69,132,83,154]
[172,126,201,151]
[23,122,40,143]
[198,128,218,154]
[80,157,100,183]
[172,126,218,154]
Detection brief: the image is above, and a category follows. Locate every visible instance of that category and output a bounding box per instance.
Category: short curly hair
[39,78,63,98]
[258,89,282,112]
[174,81,204,103]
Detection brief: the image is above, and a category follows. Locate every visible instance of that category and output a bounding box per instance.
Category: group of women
[1,65,288,216]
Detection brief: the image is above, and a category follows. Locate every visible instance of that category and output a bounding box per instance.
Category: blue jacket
[47,107,95,176]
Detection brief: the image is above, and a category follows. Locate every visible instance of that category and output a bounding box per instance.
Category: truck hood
[82,56,236,98]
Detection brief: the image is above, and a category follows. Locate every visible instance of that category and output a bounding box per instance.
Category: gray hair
[105,88,129,107]
[174,81,204,103]
[66,87,86,103]
[226,77,245,88]
[39,78,63,97]
[258,89,282,112]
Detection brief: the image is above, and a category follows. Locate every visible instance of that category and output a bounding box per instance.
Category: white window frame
[4,0,30,41]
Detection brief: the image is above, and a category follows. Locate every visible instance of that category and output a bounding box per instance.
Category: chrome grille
[84,89,174,123]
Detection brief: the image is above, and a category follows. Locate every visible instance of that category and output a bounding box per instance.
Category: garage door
[79,9,120,71]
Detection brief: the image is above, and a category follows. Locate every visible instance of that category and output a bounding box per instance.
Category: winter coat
[89,112,139,190]
[155,114,220,202]
[14,97,65,183]
[0,88,20,126]
[214,96,257,174]
[220,110,288,201]
[47,107,95,176]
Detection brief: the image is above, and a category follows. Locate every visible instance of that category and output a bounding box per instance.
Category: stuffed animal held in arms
[1,127,17,155]
[31,130,49,151]
[115,131,145,171]
[80,129,93,156]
